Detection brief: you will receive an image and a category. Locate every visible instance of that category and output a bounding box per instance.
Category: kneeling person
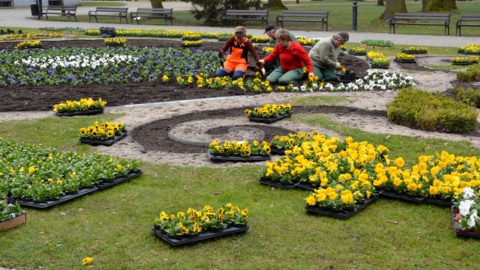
[215,26,260,80]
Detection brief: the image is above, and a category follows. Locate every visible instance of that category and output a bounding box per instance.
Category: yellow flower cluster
[297,37,318,46]
[181,40,202,47]
[176,75,194,85]
[250,36,270,43]
[195,73,230,88]
[451,55,479,64]
[209,139,271,157]
[244,103,291,118]
[182,33,202,41]
[270,131,324,150]
[104,38,127,46]
[396,53,415,61]
[154,203,248,236]
[14,40,42,49]
[349,47,366,54]
[368,51,390,66]
[2,32,62,41]
[458,43,479,54]
[247,77,272,93]
[402,46,428,52]
[79,121,126,140]
[53,98,107,113]
[262,46,274,53]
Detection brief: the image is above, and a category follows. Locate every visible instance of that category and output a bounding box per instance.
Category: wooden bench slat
[130,8,173,25]
[456,14,480,36]
[220,9,269,27]
[88,7,129,24]
[276,11,328,31]
[42,5,77,21]
[390,13,450,35]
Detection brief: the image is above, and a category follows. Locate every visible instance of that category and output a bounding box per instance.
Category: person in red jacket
[215,26,260,80]
[257,29,314,84]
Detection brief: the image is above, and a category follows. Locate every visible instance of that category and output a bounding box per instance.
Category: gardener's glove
[335,62,343,70]
[218,51,223,58]
[257,59,265,66]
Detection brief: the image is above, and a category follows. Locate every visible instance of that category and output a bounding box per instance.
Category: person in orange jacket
[215,26,260,80]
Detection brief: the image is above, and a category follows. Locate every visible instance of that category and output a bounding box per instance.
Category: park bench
[456,14,480,36]
[220,9,269,27]
[276,11,329,31]
[130,8,173,25]
[42,6,77,21]
[0,0,13,7]
[390,13,451,35]
[88,7,129,24]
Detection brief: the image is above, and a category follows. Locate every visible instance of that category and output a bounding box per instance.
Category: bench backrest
[225,9,268,15]
[280,11,328,17]
[394,13,450,20]
[47,5,76,11]
[135,8,173,14]
[95,7,128,13]
[459,14,480,20]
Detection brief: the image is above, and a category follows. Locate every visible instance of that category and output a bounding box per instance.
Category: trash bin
[31,4,38,16]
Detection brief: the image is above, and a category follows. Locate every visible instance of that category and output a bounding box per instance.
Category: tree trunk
[422,0,456,11]
[263,0,287,10]
[151,0,164,8]
[379,0,407,20]
[377,0,384,5]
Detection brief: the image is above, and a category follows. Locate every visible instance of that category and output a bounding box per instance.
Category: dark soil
[132,106,387,153]
[1,38,474,155]
[0,38,374,112]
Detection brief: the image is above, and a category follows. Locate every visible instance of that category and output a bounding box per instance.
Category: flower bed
[451,187,480,238]
[451,55,479,65]
[0,138,141,206]
[394,53,416,63]
[208,139,271,162]
[245,103,292,123]
[104,38,126,47]
[152,203,249,245]
[15,40,42,49]
[53,98,107,116]
[79,120,127,146]
[458,43,480,55]
[368,51,390,68]
[0,201,26,231]
[401,46,428,54]
[181,40,202,47]
[348,47,367,56]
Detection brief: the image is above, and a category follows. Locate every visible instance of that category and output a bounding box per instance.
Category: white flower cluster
[303,69,416,92]
[456,187,480,230]
[15,54,138,69]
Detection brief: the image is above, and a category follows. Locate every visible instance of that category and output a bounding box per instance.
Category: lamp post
[352,0,358,32]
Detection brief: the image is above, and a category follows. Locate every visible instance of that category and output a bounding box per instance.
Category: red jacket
[264,40,313,73]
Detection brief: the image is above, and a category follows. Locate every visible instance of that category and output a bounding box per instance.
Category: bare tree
[422,0,457,11]
[379,0,407,21]
[151,0,164,8]
[263,0,287,10]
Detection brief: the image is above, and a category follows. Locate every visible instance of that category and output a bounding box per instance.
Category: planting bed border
[208,152,271,162]
[11,170,143,209]
[400,50,427,54]
[80,131,128,146]
[55,108,104,117]
[394,59,417,64]
[248,113,292,124]
[305,194,379,219]
[151,225,250,246]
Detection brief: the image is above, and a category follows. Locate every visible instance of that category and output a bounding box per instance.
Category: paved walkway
[0,2,479,47]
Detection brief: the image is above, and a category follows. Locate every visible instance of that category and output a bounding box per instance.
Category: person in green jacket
[309,32,349,81]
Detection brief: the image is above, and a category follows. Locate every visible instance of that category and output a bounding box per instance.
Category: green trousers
[267,67,304,85]
[313,64,338,81]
